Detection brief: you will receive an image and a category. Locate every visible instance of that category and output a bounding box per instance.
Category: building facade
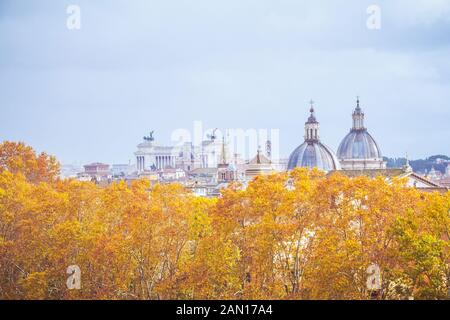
[134,131,228,173]
[82,163,111,181]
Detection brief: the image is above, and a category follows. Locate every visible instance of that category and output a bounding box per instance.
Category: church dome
[337,98,383,160]
[288,141,341,171]
[288,101,341,172]
[337,130,382,159]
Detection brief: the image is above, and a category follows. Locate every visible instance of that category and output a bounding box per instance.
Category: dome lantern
[305,100,320,142]
[352,96,365,131]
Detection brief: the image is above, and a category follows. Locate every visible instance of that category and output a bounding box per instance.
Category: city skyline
[1,0,450,164]
[1,1,449,304]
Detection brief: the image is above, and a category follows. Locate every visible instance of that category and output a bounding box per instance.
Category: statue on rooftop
[143,131,155,142]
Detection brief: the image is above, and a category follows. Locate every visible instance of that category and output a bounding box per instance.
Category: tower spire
[219,136,227,165]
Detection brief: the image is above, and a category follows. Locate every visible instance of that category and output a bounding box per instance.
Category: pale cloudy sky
[0,0,449,164]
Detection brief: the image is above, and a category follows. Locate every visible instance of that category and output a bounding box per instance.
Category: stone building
[134,131,228,173]
[245,147,275,179]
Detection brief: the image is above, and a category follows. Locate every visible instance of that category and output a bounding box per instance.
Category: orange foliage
[0,141,59,183]
[0,141,448,300]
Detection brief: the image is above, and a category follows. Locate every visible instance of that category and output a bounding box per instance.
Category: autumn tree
[1,141,448,300]
[0,141,60,183]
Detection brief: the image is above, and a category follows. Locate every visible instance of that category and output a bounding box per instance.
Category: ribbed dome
[337,130,382,160]
[288,141,341,171]
[288,101,341,172]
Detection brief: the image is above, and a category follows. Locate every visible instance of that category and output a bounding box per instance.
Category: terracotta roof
[248,152,271,165]
[329,169,448,192]
[399,172,443,188]
[416,187,449,193]
[328,168,404,178]
[438,177,450,187]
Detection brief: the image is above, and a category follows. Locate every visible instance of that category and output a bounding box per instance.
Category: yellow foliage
[0,141,448,300]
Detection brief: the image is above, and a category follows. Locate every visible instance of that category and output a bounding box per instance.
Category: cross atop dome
[355,96,362,113]
[307,99,317,123]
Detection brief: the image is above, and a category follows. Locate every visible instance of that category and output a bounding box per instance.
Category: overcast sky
[1,0,449,164]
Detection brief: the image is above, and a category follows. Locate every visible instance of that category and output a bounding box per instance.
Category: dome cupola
[288,101,341,172]
[337,98,386,170]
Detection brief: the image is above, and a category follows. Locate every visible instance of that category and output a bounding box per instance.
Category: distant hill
[384,155,449,174]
